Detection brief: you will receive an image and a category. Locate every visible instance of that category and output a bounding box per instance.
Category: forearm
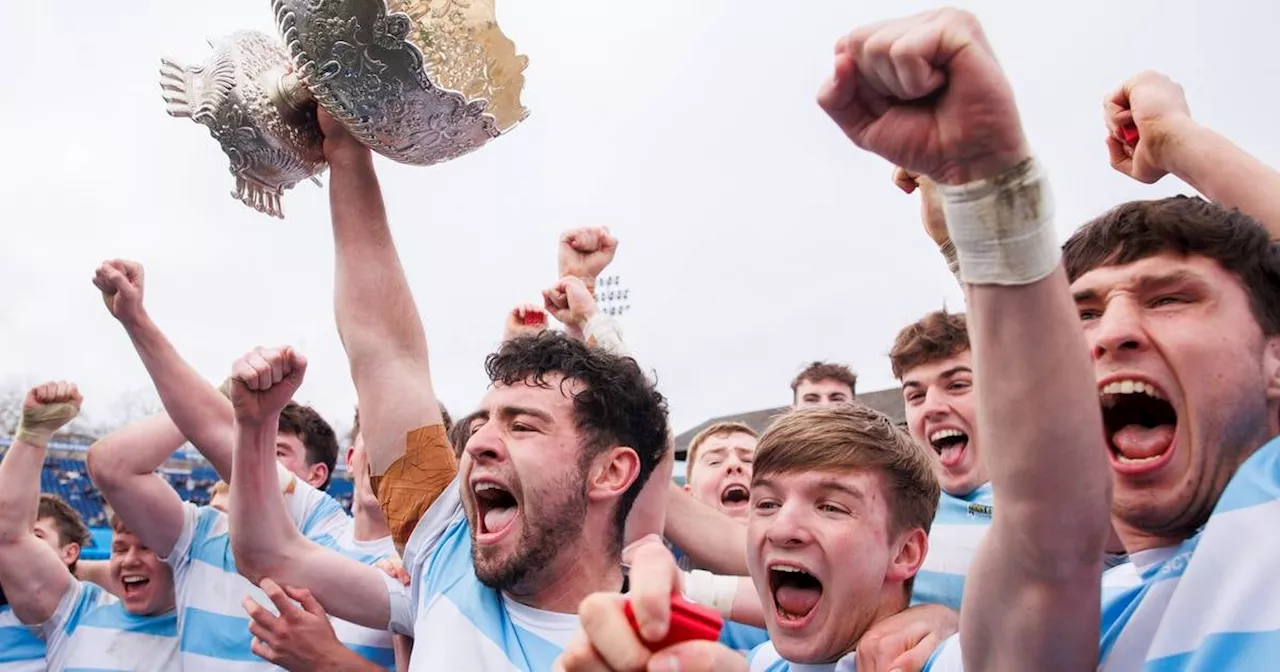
[230,421,307,579]
[0,440,44,544]
[328,148,439,474]
[968,272,1110,564]
[663,484,748,576]
[88,414,186,483]
[962,270,1109,671]
[1164,122,1280,239]
[123,312,236,478]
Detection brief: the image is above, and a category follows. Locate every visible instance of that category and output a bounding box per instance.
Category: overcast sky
[3,0,1278,438]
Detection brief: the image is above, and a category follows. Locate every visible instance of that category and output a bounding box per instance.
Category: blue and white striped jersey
[911,484,994,610]
[39,579,178,671]
[390,480,580,671]
[0,603,45,672]
[165,476,396,671]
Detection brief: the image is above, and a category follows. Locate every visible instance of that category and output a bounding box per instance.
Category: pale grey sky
[2,0,1278,438]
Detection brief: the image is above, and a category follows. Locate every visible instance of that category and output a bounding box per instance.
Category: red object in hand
[1120,124,1140,146]
[521,311,546,326]
[624,595,724,651]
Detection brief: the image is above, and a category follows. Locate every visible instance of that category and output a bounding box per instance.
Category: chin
[772,629,843,665]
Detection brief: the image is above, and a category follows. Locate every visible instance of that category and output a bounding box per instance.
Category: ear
[63,543,83,569]
[1265,337,1280,403]
[585,446,641,504]
[345,447,356,472]
[885,527,929,586]
[307,462,330,490]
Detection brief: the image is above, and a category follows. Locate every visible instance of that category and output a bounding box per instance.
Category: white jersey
[748,642,856,671]
[389,480,580,671]
[39,579,178,671]
[0,603,45,672]
[911,484,994,610]
[165,478,396,671]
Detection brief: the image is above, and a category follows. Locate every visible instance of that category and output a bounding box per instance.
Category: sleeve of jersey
[369,424,458,550]
[33,580,105,655]
[159,502,203,571]
[386,479,465,636]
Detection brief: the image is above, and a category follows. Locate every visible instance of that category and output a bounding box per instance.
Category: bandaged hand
[16,381,83,448]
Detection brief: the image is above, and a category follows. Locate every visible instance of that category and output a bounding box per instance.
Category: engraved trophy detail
[159,0,529,218]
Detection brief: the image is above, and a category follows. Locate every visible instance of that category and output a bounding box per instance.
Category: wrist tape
[683,569,738,618]
[937,158,1060,286]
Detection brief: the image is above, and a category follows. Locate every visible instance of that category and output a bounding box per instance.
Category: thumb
[283,585,326,618]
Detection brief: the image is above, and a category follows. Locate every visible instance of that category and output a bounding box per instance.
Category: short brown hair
[448,410,482,459]
[38,494,91,570]
[1063,196,1280,335]
[889,310,970,379]
[279,402,340,491]
[752,405,939,540]
[790,362,857,399]
[685,422,758,481]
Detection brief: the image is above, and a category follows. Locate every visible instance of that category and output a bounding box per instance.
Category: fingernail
[649,655,680,672]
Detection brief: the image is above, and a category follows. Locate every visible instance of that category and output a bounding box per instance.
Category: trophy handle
[159,31,326,219]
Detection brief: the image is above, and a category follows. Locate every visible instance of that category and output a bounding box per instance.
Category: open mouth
[121,575,150,598]
[473,481,519,541]
[929,428,969,467]
[1100,379,1177,474]
[768,563,823,627]
[719,484,750,509]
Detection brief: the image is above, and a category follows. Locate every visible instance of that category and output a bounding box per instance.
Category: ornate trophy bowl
[160,0,529,218]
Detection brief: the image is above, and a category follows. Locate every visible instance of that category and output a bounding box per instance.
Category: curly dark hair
[484,332,670,550]
[279,402,340,491]
[1063,196,1280,335]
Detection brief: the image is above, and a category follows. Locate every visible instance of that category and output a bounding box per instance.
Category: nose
[920,387,951,422]
[764,501,814,548]
[464,420,508,464]
[1089,297,1149,362]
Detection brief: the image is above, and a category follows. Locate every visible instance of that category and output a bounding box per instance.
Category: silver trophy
[159,0,529,218]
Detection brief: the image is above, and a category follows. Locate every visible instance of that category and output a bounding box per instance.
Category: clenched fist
[1104,70,1195,184]
[558,227,618,283]
[502,304,548,342]
[16,381,83,448]
[93,260,146,326]
[543,276,599,338]
[229,347,307,426]
[819,8,1030,185]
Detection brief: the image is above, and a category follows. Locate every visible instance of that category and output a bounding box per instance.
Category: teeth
[1099,379,1164,400]
[474,483,503,492]
[1116,454,1163,465]
[772,565,805,573]
[929,429,964,443]
[122,576,146,585]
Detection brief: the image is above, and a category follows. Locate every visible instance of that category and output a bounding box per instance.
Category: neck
[507,540,623,614]
[352,495,391,542]
[1114,517,1186,555]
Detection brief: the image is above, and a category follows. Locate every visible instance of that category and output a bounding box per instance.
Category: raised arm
[1104,70,1280,239]
[820,9,1110,670]
[320,112,454,549]
[227,346,392,631]
[662,483,748,576]
[86,413,187,557]
[0,383,82,625]
[92,260,237,479]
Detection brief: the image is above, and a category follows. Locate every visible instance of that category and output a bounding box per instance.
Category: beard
[472,469,588,592]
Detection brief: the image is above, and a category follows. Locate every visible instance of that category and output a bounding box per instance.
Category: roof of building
[673,386,906,459]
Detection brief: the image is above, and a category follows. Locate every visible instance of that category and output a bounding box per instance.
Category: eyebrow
[1073,270,1205,304]
[750,478,866,500]
[474,406,554,424]
[902,366,972,389]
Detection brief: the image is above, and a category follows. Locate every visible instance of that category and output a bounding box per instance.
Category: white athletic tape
[683,569,739,618]
[938,158,1060,286]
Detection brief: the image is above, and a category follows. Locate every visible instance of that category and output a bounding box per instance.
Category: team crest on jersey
[967,503,993,519]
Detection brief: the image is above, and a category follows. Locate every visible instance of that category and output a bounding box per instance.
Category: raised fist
[229,346,307,425]
[893,167,949,247]
[93,259,146,325]
[316,107,365,162]
[502,304,548,342]
[1104,70,1194,184]
[818,8,1030,185]
[558,227,618,282]
[543,276,599,336]
[16,381,82,447]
